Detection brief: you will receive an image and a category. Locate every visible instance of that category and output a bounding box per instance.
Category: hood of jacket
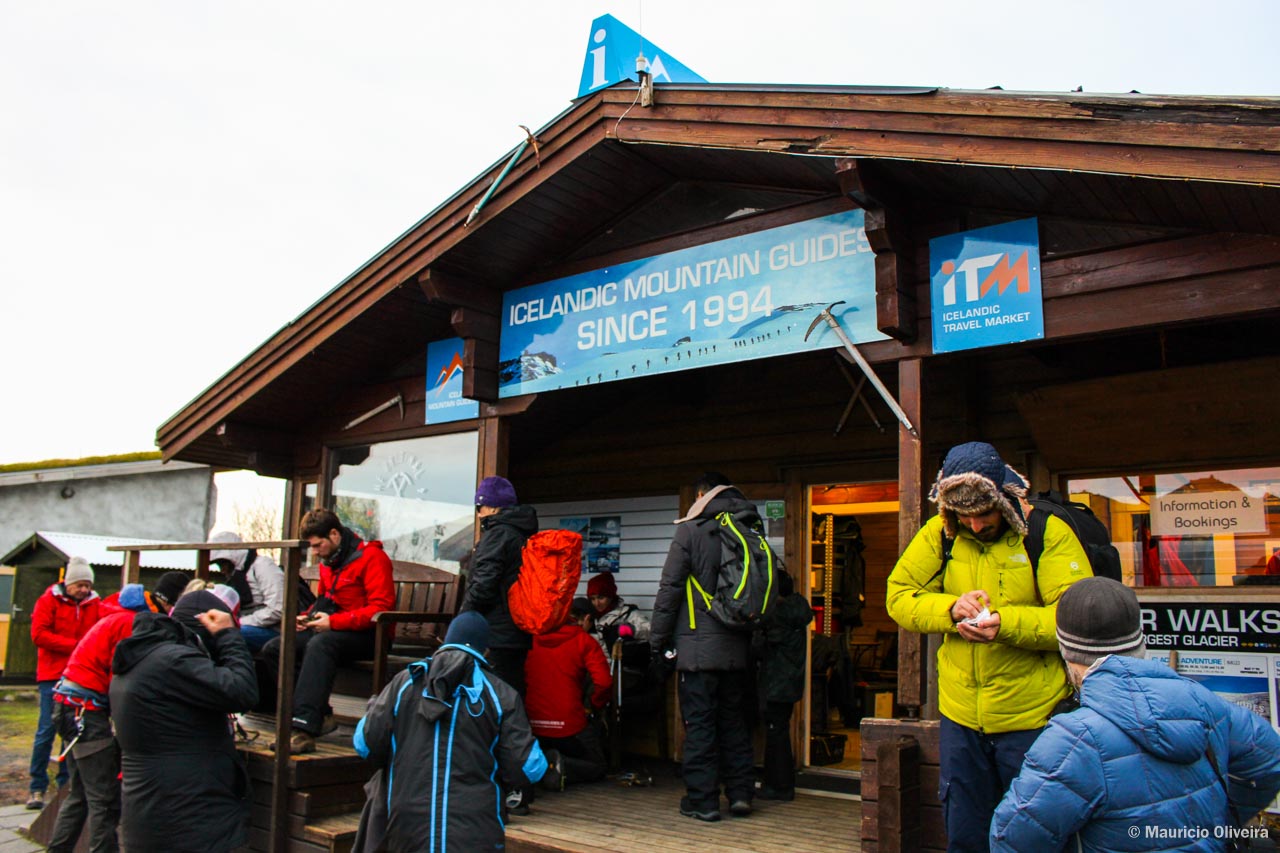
[413,646,491,724]
[534,623,587,649]
[480,503,539,537]
[696,486,755,522]
[112,611,199,676]
[1080,655,1211,765]
[210,546,248,573]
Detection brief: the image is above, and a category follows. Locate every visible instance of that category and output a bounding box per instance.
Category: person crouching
[352,612,557,853]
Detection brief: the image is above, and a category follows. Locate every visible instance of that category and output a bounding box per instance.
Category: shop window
[328,432,478,571]
[1067,466,1280,588]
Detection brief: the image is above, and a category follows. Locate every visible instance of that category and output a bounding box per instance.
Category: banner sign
[425,337,479,424]
[577,14,706,99]
[1140,602,1280,652]
[1150,490,1268,535]
[497,209,884,397]
[929,217,1044,354]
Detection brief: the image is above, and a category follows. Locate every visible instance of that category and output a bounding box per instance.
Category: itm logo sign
[929,218,1044,355]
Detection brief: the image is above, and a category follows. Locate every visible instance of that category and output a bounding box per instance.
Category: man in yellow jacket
[887,441,1090,853]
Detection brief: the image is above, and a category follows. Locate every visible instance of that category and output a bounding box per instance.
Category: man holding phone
[261,508,395,754]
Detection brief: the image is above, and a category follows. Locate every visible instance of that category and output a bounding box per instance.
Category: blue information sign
[577,14,706,99]
[425,338,479,424]
[497,210,884,398]
[929,218,1044,354]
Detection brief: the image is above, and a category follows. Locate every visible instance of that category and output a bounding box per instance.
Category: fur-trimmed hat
[930,441,1029,538]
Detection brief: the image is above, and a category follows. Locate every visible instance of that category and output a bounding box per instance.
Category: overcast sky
[4,0,1279,475]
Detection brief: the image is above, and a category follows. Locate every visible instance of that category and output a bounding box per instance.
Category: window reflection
[329,433,478,571]
[1068,466,1280,588]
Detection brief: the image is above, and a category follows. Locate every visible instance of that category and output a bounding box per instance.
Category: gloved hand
[618,623,635,639]
[647,648,676,685]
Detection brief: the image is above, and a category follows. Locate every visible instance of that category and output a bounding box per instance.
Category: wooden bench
[300,559,462,701]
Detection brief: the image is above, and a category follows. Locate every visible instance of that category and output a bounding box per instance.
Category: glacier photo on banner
[497,209,885,397]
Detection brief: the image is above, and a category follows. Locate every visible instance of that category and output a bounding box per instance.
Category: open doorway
[804,481,900,775]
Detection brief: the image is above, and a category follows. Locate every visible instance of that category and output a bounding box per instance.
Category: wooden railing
[107,539,306,853]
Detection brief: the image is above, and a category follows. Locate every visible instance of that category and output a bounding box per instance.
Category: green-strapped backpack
[687,508,780,630]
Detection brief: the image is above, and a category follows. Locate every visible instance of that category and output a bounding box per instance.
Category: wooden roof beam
[837,160,917,343]
[419,268,502,402]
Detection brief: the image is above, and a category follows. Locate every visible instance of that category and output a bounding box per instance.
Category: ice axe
[805,301,918,438]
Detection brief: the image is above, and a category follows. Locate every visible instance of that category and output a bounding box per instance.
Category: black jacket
[756,592,814,704]
[460,504,539,649]
[650,488,755,672]
[110,612,258,853]
[353,646,546,852]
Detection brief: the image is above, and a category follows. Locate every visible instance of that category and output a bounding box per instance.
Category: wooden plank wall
[860,718,945,853]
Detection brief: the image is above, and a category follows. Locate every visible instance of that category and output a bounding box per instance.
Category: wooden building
[156,81,1280,851]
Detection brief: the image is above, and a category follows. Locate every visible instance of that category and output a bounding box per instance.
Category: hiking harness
[51,679,109,762]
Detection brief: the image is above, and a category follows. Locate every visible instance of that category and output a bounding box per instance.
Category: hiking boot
[729,799,753,817]
[505,789,530,816]
[757,787,794,801]
[268,731,316,754]
[539,749,565,792]
[679,797,721,822]
[318,714,339,736]
[25,791,44,810]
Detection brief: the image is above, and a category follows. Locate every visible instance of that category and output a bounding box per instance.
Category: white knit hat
[64,556,95,586]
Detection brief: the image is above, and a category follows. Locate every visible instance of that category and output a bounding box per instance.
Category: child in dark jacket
[756,572,813,800]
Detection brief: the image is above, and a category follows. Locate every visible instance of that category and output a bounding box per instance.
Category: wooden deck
[505,772,863,853]
[234,714,862,853]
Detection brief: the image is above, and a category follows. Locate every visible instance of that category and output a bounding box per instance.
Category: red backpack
[508,529,583,635]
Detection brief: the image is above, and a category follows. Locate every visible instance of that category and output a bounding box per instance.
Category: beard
[971,522,1006,543]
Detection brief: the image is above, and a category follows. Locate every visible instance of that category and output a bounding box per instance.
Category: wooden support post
[269,545,302,853]
[876,736,922,853]
[121,549,141,587]
[195,550,210,582]
[897,359,928,714]
[420,269,502,402]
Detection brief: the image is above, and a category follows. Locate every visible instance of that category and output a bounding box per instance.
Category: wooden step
[302,811,361,853]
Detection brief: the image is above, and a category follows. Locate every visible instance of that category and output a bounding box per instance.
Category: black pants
[49,705,120,853]
[762,701,796,796]
[260,628,376,735]
[677,670,754,811]
[938,715,1042,853]
[485,646,528,697]
[538,720,607,785]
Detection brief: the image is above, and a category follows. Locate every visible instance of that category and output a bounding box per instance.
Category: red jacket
[31,584,101,681]
[314,539,395,632]
[58,609,139,701]
[523,623,612,738]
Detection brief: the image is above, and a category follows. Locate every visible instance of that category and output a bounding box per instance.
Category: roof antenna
[635,0,653,107]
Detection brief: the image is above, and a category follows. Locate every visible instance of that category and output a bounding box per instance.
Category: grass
[0,689,58,805]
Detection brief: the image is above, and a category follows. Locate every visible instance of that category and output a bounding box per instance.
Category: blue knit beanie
[445,611,490,652]
[117,584,150,612]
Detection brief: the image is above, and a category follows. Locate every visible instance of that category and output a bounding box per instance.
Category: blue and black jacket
[352,644,547,853]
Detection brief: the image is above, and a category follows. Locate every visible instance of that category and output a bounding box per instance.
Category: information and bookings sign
[425,337,478,424]
[1150,490,1268,536]
[497,210,884,398]
[929,218,1044,354]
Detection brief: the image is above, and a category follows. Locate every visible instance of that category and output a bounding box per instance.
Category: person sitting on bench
[262,508,395,754]
[586,573,649,655]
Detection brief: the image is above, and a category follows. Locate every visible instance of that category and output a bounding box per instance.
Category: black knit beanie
[1056,577,1146,665]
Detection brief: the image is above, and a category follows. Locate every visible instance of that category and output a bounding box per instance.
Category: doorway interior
[804,481,900,775]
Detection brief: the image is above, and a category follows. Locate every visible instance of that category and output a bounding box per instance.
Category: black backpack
[687,508,780,630]
[1026,491,1123,583]
[926,490,1122,602]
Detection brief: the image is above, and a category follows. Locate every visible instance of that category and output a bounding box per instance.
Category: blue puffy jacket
[991,655,1280,852]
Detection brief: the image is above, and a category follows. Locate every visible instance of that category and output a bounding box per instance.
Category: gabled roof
[156,82,1280,471]
[1,531,198,571]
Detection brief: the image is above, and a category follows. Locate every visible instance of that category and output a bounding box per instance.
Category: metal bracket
[342,393,404,431]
